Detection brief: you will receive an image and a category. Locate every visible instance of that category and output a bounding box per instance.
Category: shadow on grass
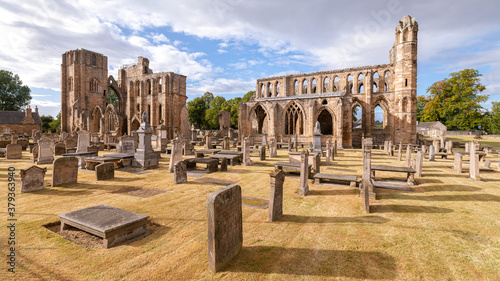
[225,246,396,279]
[418,184,481,192]
[279,214,390,224]
[308,189,357,196]
[33,186,94,196]
[17,252,74,281]
[378,193,500,202]
[371,204,453,213]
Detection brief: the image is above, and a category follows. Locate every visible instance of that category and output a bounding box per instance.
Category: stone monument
[20,165,47,192]
[268,169,285,222]
[133,111,159,169]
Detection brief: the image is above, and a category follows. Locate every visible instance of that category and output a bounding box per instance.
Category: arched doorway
[284,101,304,135]
[317,109,333,135]
[251,104,268,134]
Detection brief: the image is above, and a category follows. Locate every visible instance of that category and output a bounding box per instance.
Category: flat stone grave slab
[58,205,149,248]
[84,156,121,170]
[242,196,269,209]
[194,177,235,186]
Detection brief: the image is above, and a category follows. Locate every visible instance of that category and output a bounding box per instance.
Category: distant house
[416,121,447,138]
[0,106,42,136]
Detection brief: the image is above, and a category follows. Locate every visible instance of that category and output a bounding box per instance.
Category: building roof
[416,121,446,130]
[0,111,42,125]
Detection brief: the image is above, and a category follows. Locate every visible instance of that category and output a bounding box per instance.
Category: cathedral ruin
[238,16,418,148]
[61,50,189,139]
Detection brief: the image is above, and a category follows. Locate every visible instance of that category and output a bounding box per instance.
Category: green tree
[187,92,213,129]
[205,96,226,129]
[40,115,54,132]
[49,112,61,131]
[242,90,254,102]
[108,88,119,108]
[486,101,500,134]
[418,69,488,130]
[0,70,32,111]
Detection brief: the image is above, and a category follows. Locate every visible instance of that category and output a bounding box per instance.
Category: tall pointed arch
[283,101,305,135]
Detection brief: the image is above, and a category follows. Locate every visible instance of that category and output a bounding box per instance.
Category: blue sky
[1,0,499,119]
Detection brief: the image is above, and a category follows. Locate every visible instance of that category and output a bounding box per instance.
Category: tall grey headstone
[429,145,436,161]
[259,145,266,161]
[469,142,480,181]
[6,144,22,159]
[52,157,78,187]
[207,184,242,272]
[299,150,309,196]
[269,138,277,158]
[37,139,54,164]
[118,135,136,155]
[268,169,285,222]
[169,138,183,173]
[361,138,373,213]
[325,139,331,165]
[76,130,91,153]
[95,162,115,181]
[398,141,403,161]
[405,144,412,167]
[242,137,251,166]
[415,151,424,177]
[134,111,159,169]
[454,153,463,173]
[174,161,187,184]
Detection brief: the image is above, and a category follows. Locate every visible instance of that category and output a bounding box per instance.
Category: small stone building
[416,121,447,138]
[239,16,419,147]
[61,49,189,139]
[0,106,42,135]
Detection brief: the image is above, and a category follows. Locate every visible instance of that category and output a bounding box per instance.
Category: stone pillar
[388,140,393,156]
[334,139,338,157]
[259,145,266,161]
[405,144,412,167]
[469,142,480,180]
[454,153,463,173]
[299,150,309,196]
[223,136,230,150]
[429,145,436,162]
[415,151,424,177]
[205,132,212,150]
[242,137,251,166]
[398,141,403,161]
[465,142,469,153]
[268,169,285,222]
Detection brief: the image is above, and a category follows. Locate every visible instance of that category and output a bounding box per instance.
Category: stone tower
[61,49,108,132]
[390,15,418,143]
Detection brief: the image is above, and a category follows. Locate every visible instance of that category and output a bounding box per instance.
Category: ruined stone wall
[239,16,418,147]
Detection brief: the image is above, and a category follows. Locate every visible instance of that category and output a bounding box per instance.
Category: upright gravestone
[440,135,446,149]
[118,135,136,155]
[37,139,54,164]
[54,143,66,155]
[398,141,403,161]
[421,145,427,157]
[76,130,91,153]
[207,184,242,272]
[174,161,187,184]
[294,133,299,152]
[6,144,22,159]
[220,157,228,172]
[326,139,331,165]
[454,153,463,173]
[334,139,338,157]
[429,145,436,161]
[204,132,212,150]
[313,121,322,153]
[259,145,266,161]
[287,137,292,152]
[262,131,268,147]
[242,137,251,166]
[299,150,309,196]
[52,157,78,187]
[469,142,480,181]
[95,162,114,181]
[269,138,277,158]
[405,144,412,167]
[20,166,47,192]
[268,169,285,222]
[222,136,230,151]
[465,142,470,153]
[361,138,373,213]
[415,151,424,177]
[64,136,77,149]
[191,126,197,142]
[32,145,38,163]
[184,139,195,156]
[168,138,183,173]
[134,112,159,169]
[484,159,491,169]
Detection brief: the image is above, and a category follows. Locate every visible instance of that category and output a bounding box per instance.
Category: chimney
[35,105,39,115]
[25,105,32,117]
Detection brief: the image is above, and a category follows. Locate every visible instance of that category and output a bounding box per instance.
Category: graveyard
[1,133,499,280]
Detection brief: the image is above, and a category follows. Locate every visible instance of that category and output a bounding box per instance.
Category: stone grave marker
[259,146,266,161]
[20,166,47,192]
[52,157,78,186]
[405,144,412,167]
[222,136,230,150]
[268,169,285,222]
[168,138,183,173]
[398,141,403,161]
[118,135,136,155]
[484,159,491,169]
[207,184,242,272]
[415,151,424,177]
[299,150,309,196]
[326,139,331,165]
[361,138,373,213]
[220,157,228,172]
[465,142,469,153]
[95,162,114,181]
[242,137,251,166]
[469,142,480,181]
[64,136,77,149]
[6,144,22,159]
[76,130,91,153]
[287,138,292,152]
[454,153,463,173]
[134,112,159,169]
[174,161,187,184]
[269,138,277,158]
[54,143,66,155]
[37,139,54,164]
[32,145,38,163]
[184,139,195,156]
[429,145,436,161]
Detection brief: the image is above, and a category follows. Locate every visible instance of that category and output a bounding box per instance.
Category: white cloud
[217,49,228,54]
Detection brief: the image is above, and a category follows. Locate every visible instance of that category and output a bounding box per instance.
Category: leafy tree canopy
[0,70,32,111]
[417,69,488,131]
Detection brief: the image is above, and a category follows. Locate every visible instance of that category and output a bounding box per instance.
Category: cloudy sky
[1,0,499,117]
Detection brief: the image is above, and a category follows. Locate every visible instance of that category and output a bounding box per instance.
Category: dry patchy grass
[0,144,499,280]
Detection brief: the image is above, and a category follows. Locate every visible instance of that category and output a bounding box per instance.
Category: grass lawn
[1,143,499,280]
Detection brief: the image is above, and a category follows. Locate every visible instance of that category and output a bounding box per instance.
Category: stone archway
[317,109,334,135]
